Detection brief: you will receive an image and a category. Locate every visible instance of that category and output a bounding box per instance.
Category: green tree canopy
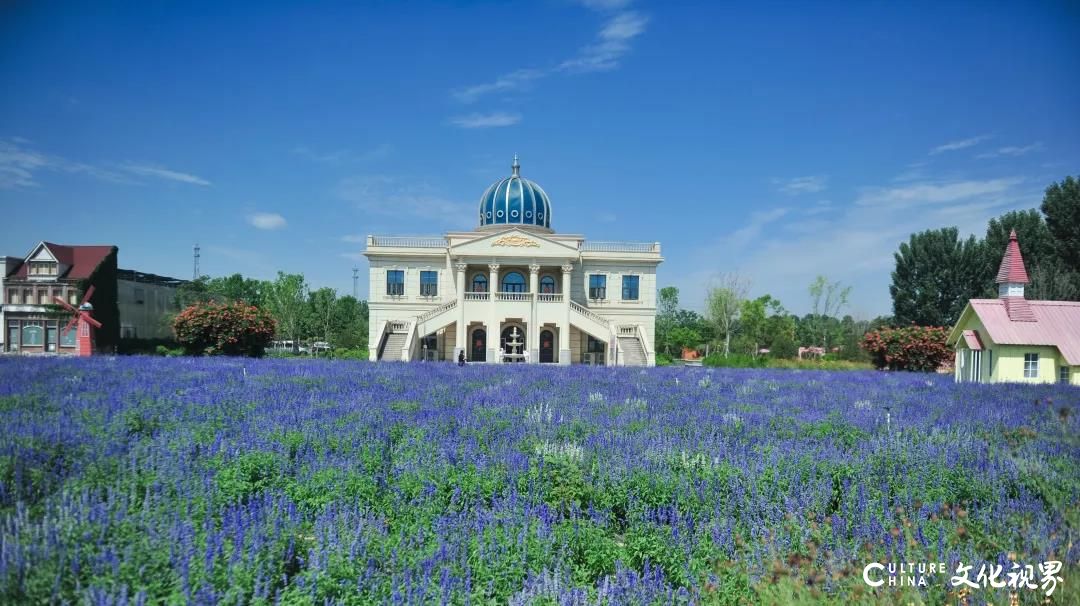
[1041,175,1080,269]
[890,227,985,326]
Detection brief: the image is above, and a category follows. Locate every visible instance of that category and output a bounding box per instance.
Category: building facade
[365,157,662,365]
[2,241,186,354]
[948,230,1080,385]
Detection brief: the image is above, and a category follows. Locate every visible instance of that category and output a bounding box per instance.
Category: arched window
[22,324,43,346]
[501,271,526,293]
[471,274,488,292]
[540,275,556,294]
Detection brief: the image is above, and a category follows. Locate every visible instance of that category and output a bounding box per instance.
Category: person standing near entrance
[458,350,466,366]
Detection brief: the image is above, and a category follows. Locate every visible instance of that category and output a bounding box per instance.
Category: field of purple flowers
[1,357,1077,605]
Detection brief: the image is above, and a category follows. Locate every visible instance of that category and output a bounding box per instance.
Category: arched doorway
[470,328,486,362]
[500,325,526,361]
[539,329,555,363]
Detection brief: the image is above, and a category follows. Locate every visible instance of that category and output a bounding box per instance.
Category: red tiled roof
[10,242,115,280]
[995,229,1030,284]
[967,299,1080,365]
[961,329,983,350]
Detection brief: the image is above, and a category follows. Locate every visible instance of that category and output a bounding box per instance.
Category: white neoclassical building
[365,157,662,365]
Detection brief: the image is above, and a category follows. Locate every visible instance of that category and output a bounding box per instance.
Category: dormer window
[29,262,58,276]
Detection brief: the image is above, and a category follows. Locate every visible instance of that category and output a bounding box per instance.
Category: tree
[331,296,368,349]
[207,274,264,306]
[307,287,337,345]
[889,228,985,327]
[173,301,276,356]
[263,272,308,346]
[1041,176,1080,270]
[706,274,749,357]
[808,275,851,349]
[656,287,680,356]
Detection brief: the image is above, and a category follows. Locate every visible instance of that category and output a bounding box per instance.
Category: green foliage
[172,300,276,356]
[1041,175,1080,270]
[215,451,283,503]
[702,353,766,368]
[332,347,369,360]
[890,227,988,326]
[263,272,308,342]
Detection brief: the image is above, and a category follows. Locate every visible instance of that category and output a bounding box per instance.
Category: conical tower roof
[995,229,1030,284]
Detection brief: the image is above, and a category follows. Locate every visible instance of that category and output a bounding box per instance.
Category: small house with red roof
[947,230,1080,385]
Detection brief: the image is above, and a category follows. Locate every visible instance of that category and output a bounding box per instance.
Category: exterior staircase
[377,330,408,361]
[618,336,647,366]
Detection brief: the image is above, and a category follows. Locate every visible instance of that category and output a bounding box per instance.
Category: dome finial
[511,154,520,177]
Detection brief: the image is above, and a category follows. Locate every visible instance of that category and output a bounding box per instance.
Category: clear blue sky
[3,1,1078,317]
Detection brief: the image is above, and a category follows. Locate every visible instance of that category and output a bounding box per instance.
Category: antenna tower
[352,268,359,298]
[193,243,201,280]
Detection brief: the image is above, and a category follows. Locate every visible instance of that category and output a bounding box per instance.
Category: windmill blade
[63,315,79,335]
[82,314,103,329]
[53,297,77,312]
[80,285,96,306]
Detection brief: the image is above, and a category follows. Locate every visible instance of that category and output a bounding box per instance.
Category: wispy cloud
[119,163,210,186]
[929,134,991,155]
[683,173,1032,316]
[450,112,522,129]
[452,4,648,105]
[0,138,208,188]
[0,138,52,188]
[335,175,473,228]
[293,144,393,165]
[248,212,287,230]
[976,142,1044,159]
[558,11,649,73]
[802,200,835,216]
[776,175,827,195]
[855,178,1021,208]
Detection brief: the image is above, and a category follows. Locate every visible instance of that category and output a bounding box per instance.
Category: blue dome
[478,156,552,231]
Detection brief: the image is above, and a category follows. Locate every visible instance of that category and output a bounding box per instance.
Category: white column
[529,263,540,363]
[488,263,500,363]
[454,261,467,360]
[559,263,573,365]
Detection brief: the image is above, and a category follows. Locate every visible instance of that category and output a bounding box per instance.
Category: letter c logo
[863,562,885,587]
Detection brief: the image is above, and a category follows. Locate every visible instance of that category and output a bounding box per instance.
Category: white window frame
[1023,353,1039,379]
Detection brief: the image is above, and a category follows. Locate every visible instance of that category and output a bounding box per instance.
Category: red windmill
[54,286,102,356]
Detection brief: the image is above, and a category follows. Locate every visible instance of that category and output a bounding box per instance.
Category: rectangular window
[386,270,404,296]
[419,271,438,297]
[60,327,77,347]
[134,287,145,304]
[7,323,18,351]
[38,290,47,304]
[69,291,78,304]
[23,289,31,304]
[621,275,639,300]
[589,274,607,300]
[1061,366,1071,384]
[1024,353,1039,378]
[7,289,17,304]
[46,325,57,352]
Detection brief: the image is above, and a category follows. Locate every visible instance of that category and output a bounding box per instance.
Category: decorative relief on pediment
[491,234,540,248]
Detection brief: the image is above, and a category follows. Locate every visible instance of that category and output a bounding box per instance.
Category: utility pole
[352,268,359,298]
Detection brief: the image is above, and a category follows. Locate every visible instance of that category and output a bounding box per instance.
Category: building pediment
[450,228,579,259]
